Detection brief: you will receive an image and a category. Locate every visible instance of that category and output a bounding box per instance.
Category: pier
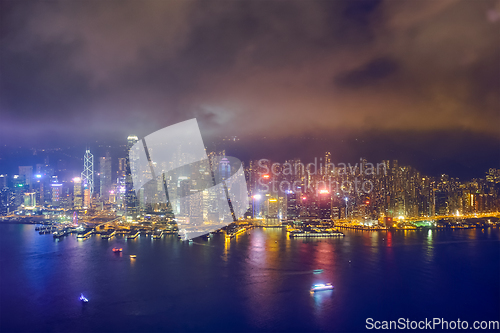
[152,230,164,239]
[126,230,140,239]
[100,230,116,239]
[77,228,94,239]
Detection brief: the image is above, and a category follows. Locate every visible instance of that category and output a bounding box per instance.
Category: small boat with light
[80,294,89,303]
[112,247,123,253]
[130,254,136,258]
[310,283,334,292]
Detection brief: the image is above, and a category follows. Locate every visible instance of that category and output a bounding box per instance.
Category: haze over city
[1,1,499,333]
[1,0,499,176]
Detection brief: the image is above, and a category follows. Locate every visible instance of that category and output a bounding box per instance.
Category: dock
[152,230,163,239]
[100,230,116,239]
[126,230,140,239]
[77,228,94,239]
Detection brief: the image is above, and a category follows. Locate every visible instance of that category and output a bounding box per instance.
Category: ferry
[80,294,89,303]
[310,283,334,292]
[112,247,123,253]
[129,254,137,258]
[178,231,190,241]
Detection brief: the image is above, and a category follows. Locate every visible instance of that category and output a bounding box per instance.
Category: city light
[0,6,498,332]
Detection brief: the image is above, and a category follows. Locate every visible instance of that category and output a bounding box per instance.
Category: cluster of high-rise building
[245,157,500,224]
[0,146,130,216]
[1,140,499,227]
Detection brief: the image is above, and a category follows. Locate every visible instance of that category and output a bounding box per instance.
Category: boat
[129,254,136,258]
[112,247,123,253]
[80,293,89,303]
[313,269,324,274]
[310,283,334,292]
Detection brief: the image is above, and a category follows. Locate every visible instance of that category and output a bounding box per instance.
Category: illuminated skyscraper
[219,157,231,180]
[83,184,91,209]
[19,166,33,190]
[125,135,139,218]
[324,152,331,175]
[99,152,112,201]
[81,150,94,195]
[73,177,82,208]
[118,158,126,178]
[51,183,62,206]
[0,174,7,189]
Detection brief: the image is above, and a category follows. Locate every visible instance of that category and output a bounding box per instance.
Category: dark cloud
[0,0,498,173]
[335,57,399,88]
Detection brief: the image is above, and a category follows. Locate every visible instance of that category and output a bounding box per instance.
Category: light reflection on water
[425,229,434,263]
[0,224,499,332]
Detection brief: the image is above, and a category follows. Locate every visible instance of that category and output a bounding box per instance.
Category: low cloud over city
[1,0,499,144]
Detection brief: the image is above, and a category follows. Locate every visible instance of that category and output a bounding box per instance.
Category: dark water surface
[1,224,499,332]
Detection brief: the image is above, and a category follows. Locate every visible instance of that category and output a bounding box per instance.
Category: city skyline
[1,1,499,332]
[1,135,498,223]
[0,130,498,180]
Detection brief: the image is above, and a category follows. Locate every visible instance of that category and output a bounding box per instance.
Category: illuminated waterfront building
[73,177,82,208]
[286,191,298,220]
[12,175,25,208]
[23,192,36,208]
[317,190,332,221]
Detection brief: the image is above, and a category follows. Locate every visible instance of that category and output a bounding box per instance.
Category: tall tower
[81,150,94,195]
[19,166,33,190]
[125,136,139,218]
[324,152,331,175]
[99,152,112,201]
[73,177,82,208]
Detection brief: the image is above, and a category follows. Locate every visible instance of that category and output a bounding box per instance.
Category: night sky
[1,0,499,178]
